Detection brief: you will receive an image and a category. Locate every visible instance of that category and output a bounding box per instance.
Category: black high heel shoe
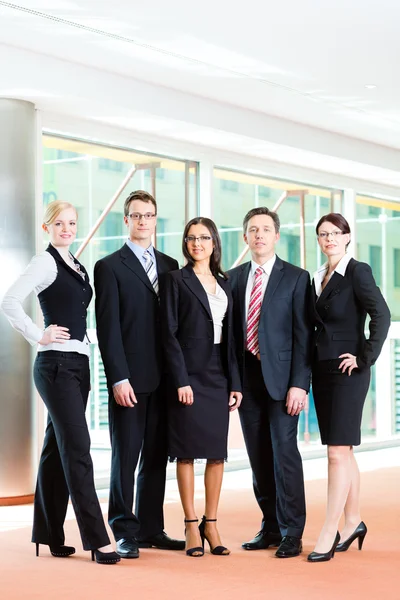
[336,522,367,552]
[307,532,340,563]
[35,543,75,558]
[184,518,204,557]
[199,516,230,556]
[91,549,120,564]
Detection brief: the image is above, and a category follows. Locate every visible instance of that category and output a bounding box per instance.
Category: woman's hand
[178,386,194,405]
[38,324,70,345]
[338,353,358,375]
[229,391,243,412]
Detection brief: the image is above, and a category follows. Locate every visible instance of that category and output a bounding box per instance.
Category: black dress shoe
[336,522,367,552]
[307,532,340,563]
[137,531,185,551]
[116,538,140,558]
[242,531,281,551]
[275,536,302,558]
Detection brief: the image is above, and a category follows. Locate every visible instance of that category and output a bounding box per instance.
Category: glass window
[213,167,343,444]
[356,195,400,438]
[394,249,400,288]
[42,134,198,444]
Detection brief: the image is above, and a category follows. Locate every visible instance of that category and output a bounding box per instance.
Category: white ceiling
[1,0,400,188]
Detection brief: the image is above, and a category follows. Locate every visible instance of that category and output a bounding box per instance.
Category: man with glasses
[94,190,184,559]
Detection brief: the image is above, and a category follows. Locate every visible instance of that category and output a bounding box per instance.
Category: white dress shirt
[206,283,228,344]
[245,254,277,321]
[313,253,353,298]
[1,250,90,356]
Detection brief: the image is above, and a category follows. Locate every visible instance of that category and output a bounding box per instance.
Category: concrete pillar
[0,99,37,502]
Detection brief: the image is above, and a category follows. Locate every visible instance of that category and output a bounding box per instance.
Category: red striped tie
[246,267,263,356]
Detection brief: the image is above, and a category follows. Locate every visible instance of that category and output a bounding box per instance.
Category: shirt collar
[251,254,276,277]
[126,239,155,261]
[313,253,352,283]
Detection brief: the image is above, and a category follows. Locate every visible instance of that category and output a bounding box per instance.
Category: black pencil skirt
[312,359,371,446]
[168,345,230,460]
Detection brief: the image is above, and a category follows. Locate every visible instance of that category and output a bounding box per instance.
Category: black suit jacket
[161,264,241,392]
[311,258,390,369]
[94,243,179,393]
[228,256,311,401]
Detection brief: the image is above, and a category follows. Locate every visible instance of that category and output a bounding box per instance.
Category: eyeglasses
[185,235,212,243]
[128,212,156,220]
[318,230,344,239]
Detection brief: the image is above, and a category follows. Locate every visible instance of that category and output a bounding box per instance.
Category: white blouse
[206,283,228,344]
[1,250,90,357]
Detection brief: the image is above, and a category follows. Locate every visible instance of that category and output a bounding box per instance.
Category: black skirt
[312,359,371,446]
[168,345,229,460]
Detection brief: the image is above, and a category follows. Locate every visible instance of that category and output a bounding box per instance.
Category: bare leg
[177,461,202,554]
[340,448,362,540]
[203,461,229,553]
[313,446,352,553]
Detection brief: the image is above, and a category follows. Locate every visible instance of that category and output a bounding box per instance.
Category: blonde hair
[43,201,77,226]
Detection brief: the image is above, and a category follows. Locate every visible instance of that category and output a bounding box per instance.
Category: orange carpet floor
[1,467,399,600]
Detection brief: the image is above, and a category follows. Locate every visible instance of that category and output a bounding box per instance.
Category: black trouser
[32,351,110,550]
[108,383,168,541]
[239,352,306,539]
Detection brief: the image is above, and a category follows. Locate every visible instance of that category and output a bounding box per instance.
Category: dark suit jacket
[311,258,390,369]
[94,243,179,393]
[228,256,311,401]
[161,264,241,392]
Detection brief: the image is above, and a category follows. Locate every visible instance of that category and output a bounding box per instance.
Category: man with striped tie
[94,190,184,559]
[228,207,311,558]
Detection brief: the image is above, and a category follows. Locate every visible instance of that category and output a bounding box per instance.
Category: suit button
[83,288,86,291]
[315,326,318,331]
[324,305,329,310]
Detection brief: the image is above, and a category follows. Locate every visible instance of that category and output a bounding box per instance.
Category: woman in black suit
[1,200,119,565]
[307,213,390,562]
[162,217,242,557]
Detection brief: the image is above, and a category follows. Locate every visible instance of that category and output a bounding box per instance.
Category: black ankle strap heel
[184,518,204,557]
[199,516,230,556]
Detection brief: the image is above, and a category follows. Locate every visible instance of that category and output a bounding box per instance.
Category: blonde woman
[1,201,119,565]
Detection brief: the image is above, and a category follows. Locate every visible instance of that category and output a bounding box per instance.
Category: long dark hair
[182,217,227,280]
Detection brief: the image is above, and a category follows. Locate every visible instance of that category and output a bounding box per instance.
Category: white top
[0,250,90,357]
[206,283,228,344]
[245,254,276,321]
[313,253,353,298]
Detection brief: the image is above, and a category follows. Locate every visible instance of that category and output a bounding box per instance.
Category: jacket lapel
[182,264,212,319]
[259,256,284,316]
[317,271,343,305]
[154,249,170,276]
[120,243,155,294]
[238,262,251,337]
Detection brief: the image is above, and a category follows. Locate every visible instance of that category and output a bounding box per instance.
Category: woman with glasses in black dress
[162,217,242,557]
[307,213,390,562]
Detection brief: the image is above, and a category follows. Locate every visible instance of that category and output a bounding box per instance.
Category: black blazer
[94,243,179,393]
[311,258,391,369]
[161,264,241,392]
[228,256,311,401]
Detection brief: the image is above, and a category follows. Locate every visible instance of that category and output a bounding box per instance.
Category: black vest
[38,244,93,341]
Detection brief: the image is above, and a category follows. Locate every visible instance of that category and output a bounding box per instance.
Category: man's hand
[113,381,137,408]
[286,387,307,416]
[177,386,194,405]
[229,391,243,412]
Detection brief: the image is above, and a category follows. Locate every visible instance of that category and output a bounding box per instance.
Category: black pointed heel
[199,516,230,556]
[307,532,340,563]
[91,549,120,564]
[184,519,204,557]
[35,543,76,558]
[336,521,367,552]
